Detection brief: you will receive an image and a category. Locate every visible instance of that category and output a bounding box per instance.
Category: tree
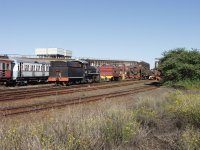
[158,48,200,82]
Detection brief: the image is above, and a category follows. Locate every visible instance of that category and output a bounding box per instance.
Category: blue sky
[0,0,200,68]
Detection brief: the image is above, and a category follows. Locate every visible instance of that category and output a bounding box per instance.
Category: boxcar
[100,65,122,81]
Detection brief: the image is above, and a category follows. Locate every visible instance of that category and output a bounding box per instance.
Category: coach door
[2,63,5,77]
[0,63,2,77]
[42,64,45,76]
[19,62,23,77]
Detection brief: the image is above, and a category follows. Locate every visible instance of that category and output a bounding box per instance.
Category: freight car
[100,63,151,81]
[0,57,50,86]
[124,64,151,80]
[48,60,100,85]
[100,65,122,81]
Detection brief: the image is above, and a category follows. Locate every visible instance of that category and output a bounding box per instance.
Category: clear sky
[0,0,200,68]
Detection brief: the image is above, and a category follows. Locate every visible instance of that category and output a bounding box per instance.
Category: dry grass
[0,101,143,150]
[0,87,200,150]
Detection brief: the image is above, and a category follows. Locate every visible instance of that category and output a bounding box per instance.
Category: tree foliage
[158,48,200,82]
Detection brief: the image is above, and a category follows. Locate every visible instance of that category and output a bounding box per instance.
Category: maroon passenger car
[0,56,13,84]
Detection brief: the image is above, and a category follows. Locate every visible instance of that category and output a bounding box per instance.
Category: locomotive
[0,56,50,86]
[48,60,100,85]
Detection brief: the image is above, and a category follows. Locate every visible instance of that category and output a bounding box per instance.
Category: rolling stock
[100,65,122,81]
[48,60,100,85]
[0,57,50,86]
[0,55,151,86]
[100,64,151,81]
[0,56,12,84]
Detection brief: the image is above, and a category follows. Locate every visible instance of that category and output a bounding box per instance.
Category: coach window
[43,65,45,71]
[41,65,43,71]
[21,64,23,71]
[46,65,49,71]
[2,63,4,70]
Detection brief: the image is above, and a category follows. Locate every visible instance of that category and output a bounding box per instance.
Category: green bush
[158,48,200,87]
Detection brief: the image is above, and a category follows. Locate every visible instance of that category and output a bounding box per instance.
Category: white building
[35,48,72,59]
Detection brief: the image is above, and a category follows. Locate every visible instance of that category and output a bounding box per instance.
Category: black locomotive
[48,60,100,85]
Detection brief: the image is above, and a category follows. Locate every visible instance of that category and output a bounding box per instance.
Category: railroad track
[0,80,149,102]
[0,79,140,94]
[0,84,55,94]
[0,84,159,117]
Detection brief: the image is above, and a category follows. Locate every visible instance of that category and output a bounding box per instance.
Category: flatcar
[48,60,100,85]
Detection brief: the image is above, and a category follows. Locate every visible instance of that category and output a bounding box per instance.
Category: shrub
[101,111,141,148]
[169,90,200,127]
[158,48,200,85]
[181,127,200,150]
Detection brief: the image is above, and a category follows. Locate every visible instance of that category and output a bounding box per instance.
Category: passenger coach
[11,58,50,85]
[0,56,50,85]
[0,56,12,84]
